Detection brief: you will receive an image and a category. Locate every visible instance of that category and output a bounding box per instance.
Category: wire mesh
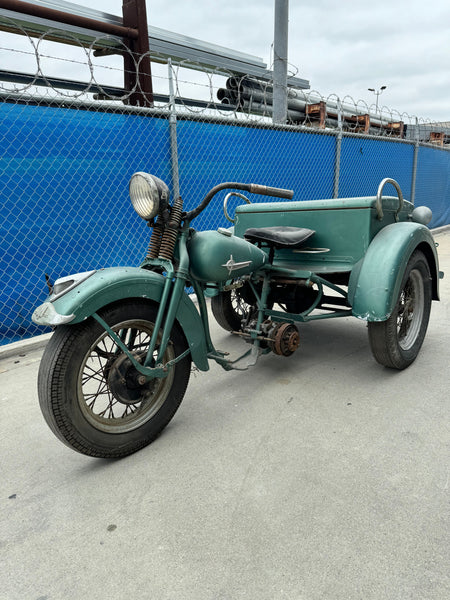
[0,26,449,344]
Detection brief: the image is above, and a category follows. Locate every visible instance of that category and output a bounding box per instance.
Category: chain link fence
[1,27,449,345]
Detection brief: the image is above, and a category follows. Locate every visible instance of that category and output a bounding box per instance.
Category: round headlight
[129,172,169,220]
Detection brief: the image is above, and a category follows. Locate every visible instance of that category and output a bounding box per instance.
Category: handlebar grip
[249,184,294,199]
[182,181,294,222]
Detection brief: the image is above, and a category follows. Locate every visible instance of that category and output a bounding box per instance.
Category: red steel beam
[122,0,153,107]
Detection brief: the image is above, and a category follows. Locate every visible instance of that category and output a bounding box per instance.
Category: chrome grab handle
[224,192,252,223]
[376,178,404,221]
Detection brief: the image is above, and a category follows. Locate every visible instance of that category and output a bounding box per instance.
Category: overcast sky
[5,0,450,121]
[93,0,450,121]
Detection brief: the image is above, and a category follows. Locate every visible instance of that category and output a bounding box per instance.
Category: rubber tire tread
[38,300,191,458]
[211,290,244,332]
[368,250,432,370]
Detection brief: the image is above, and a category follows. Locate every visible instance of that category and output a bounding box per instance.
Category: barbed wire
[1,24,449,142]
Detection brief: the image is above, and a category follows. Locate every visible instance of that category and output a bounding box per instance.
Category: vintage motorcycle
[32,173,442,458]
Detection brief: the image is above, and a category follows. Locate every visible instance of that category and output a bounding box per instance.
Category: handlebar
[182,182,294,222]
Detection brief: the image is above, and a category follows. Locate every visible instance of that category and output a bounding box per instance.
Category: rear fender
[348,222,439,321]
[32,267,209,371]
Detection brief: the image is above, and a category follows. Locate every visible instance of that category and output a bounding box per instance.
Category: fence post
[333,100,343,198]
[167,59,180,199]
[410,117,419,205]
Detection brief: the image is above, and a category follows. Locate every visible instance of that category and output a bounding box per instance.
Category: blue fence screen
[1,103,449,344]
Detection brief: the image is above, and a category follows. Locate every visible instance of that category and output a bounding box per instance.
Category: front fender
[348,223,439,321]
[32,267,209,371]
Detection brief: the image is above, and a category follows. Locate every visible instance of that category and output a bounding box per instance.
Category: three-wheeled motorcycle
[32,174,442,458]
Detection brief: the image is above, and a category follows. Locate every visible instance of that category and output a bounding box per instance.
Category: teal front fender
[348,223,439,321]
[32,267,209,371]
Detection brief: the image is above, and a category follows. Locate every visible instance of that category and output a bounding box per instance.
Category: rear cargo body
[234,196,412,274]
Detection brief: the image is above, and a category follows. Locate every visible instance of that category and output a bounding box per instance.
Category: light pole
[273,0,289,124]
[368,85,386,112]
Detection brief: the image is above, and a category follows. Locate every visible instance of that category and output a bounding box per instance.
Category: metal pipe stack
[217,76,404,135]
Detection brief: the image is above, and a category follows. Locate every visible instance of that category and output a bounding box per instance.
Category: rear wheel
[368,251,432,369]
[38,300,191,458]
[211,287,252,332]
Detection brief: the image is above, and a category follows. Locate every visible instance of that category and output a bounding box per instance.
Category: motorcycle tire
[368,250,432,370]
[38,299,191,458]
[211,288,251,332]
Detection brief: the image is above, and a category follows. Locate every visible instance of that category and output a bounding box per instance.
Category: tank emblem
[222,255,252,275]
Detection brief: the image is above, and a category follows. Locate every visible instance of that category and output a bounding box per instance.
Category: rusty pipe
[0,0,138,39]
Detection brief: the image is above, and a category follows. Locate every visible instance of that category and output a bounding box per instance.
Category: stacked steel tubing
[217,76,402,130]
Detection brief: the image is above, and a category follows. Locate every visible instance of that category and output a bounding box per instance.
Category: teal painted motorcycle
[33,173,442,458]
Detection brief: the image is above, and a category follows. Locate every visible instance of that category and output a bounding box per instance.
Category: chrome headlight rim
[129,172,169,221]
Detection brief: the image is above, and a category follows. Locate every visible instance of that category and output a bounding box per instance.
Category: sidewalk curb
[432,224,450,235]
[0,333,52,360]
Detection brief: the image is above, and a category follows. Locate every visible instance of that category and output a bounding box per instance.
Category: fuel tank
[187,229,267,282]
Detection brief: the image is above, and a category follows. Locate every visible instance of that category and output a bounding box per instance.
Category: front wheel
[38,300,191,458]
[368,250,432,369]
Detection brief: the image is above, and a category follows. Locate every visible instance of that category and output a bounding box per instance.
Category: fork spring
[146,216,165,259]
[159,197,183,261]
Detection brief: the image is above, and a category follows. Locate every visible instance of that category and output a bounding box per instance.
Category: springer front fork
[92,223,193,380]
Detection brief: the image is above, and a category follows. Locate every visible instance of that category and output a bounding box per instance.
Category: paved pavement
[1,229,449,600]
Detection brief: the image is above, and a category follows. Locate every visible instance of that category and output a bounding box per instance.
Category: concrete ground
[1,229,449,600]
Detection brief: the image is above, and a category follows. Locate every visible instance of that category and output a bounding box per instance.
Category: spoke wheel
[368,251,432,369]
[79,319,175,434]
[38,300,191,458]
[396,269,425,351]
[211,287,252,332]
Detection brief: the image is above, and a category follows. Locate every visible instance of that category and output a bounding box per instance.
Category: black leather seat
[244,226,315,249]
